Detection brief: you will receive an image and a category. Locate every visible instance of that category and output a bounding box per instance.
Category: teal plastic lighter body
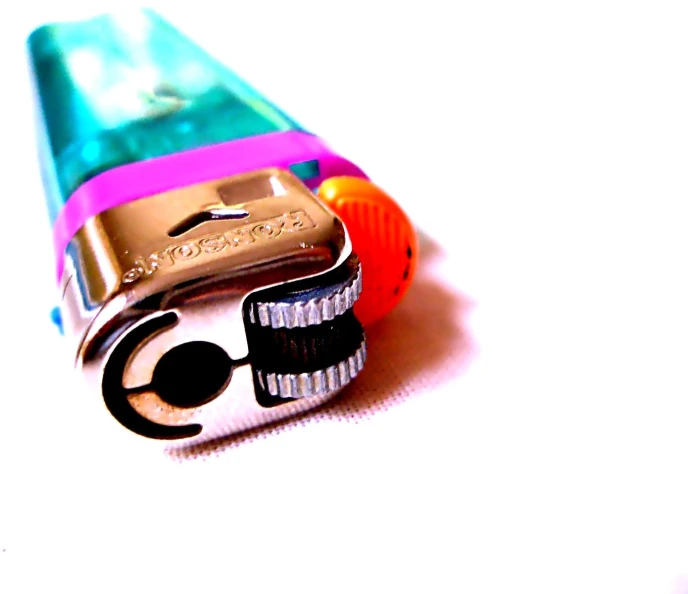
[28,8,305,224]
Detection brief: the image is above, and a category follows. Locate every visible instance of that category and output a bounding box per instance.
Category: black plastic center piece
[151,341,233,409]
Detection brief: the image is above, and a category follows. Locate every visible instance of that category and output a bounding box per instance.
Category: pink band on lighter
[53,130,368,282]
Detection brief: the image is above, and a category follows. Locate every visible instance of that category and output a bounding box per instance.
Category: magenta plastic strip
[53,130,368,282]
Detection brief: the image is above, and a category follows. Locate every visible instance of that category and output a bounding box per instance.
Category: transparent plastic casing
[28,9,304,224]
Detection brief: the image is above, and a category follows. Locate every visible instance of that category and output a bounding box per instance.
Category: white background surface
[1,1,687,592]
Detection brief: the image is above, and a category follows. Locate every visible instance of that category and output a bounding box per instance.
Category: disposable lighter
[28,9,417,445]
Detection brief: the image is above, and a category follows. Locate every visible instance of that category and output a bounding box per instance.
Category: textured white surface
[1,1,688,592]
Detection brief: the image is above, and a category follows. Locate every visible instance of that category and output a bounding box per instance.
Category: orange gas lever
[318,177,418,326]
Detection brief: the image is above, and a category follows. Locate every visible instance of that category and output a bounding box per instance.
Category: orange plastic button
[318,177,418,326]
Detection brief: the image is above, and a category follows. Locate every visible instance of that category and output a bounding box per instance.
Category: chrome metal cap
[60,168,365,446]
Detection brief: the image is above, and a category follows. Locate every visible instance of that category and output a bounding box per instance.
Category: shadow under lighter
[28,9,418,446]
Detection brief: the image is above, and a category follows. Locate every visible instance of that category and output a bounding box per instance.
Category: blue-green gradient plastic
[28,9,304,224]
